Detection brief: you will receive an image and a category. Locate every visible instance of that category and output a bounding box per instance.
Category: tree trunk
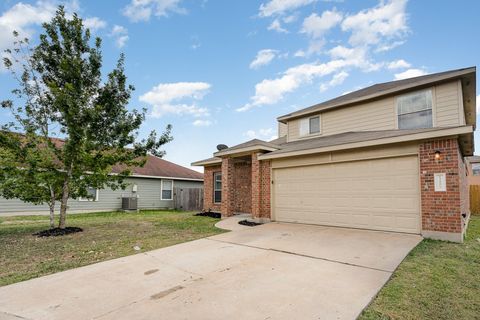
[49,186,55,229]
[58,167,72,229]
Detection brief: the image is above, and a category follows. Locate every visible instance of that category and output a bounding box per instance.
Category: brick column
[251,153,271,220]
[419,138,466,242]
[221,157,235,217]
[251,153,260,218]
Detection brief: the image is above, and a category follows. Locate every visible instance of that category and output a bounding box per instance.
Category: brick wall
[203,165,221,212]
[252,153,271,219]
[259,159,271,218]
[221,157,235,217]
[420,139,464,234]
[233,161,252,213]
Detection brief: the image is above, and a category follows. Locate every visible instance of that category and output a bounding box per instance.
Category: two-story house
[193,67,476,242]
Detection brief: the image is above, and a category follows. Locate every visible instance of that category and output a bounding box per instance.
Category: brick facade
[203,165,221,212]
[251,153,271,219]
[233,160,252,213]
[221,157,235,217]
[419,139,468,235]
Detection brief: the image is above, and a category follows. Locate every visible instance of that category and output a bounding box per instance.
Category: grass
[360,216,480,320]
[0,210,225,287]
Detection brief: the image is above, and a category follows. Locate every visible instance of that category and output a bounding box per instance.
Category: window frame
[213,172,222,204]
[161,179,174,201]
[78,187,99,202]
[395,89,435,130]
[472,163,480,176]
[299,115,321,137]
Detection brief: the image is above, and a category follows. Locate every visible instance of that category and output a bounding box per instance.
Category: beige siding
[271,142,419,169]
[435,80,464,126]
[286,80,464,142]
[278,121,287,137]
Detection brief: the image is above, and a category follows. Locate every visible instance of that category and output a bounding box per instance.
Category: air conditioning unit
[122,196,138,210]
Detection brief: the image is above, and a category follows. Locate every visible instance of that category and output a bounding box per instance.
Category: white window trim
[299,114,322,138]
[213,172,222,204]
[395,88,436,129]
[161,179,174,200]
[78,188,99,202]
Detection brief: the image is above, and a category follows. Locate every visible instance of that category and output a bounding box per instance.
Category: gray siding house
[0,155,203,216]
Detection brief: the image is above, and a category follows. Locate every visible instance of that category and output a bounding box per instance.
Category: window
[299,115,321,136]
[397,90,433,129]
[161,180,173,200]
[472,163,480,176]
[214,172,222,203]
[79,187,98,201]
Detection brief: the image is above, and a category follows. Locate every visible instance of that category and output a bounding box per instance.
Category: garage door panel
[273,156,420,234]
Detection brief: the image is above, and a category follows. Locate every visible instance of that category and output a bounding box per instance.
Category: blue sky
[0,0,479,172]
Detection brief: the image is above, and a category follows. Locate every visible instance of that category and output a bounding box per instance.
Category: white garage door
[273,156,420,234]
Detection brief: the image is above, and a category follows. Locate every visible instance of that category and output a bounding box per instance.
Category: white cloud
[140,82,211,118]
[123,0,186,22]
[387,59,411,70]
[244,128,277,141]
[0,1,57,72]
[110,25,129,48]
[238,59,353,111]
[319,71,348,92]
[193,119,212,127]
[394,68,428,80]
[83,17,107,31]
[249,49,278,69]
[268,19,288,33]
[301,10,343,38]
[283,14,298,23]
[259,0,316,17]
[294,50,306,57]
[341,0,408,50]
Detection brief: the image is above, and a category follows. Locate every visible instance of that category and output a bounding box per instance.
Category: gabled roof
[112,155,204,180]
[258,126,474,160]
[213,138,281,157]
[278,66,476,123]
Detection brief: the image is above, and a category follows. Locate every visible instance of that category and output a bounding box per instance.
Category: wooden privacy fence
[173,187,204,211]
[470,185,480,215]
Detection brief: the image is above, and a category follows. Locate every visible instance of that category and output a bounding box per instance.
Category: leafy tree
[0,6,172,229]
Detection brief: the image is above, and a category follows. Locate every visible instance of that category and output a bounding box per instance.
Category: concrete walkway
[0,221,422,320]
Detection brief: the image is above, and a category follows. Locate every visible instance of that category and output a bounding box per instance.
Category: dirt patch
[33,227,83,237]
[194,212,221,219]
[238,220,263,227]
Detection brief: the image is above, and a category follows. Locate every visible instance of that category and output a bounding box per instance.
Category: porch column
[221,157,235,217]
[251,152,260,218]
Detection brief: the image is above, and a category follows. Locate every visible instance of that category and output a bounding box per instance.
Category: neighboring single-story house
[0,155,203,216]
[193,66,477,243]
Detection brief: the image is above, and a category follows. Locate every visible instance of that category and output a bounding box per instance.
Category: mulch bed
[238,220,263,227]
[194,212,221,219]
[33,227,83,237]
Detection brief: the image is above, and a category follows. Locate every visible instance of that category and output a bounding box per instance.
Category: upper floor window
[472,163,480,176]
[299,115,321,136]
[397,90,433,129]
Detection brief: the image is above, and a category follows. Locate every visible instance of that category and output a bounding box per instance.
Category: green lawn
[0,210,225,287]
[360,216,480,320]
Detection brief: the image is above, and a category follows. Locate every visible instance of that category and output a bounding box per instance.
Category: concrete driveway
[0,222,422,320]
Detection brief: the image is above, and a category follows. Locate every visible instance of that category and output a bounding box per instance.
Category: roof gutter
[191,158,222,167]
[258,126,473,160]
[213,145,279,157]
